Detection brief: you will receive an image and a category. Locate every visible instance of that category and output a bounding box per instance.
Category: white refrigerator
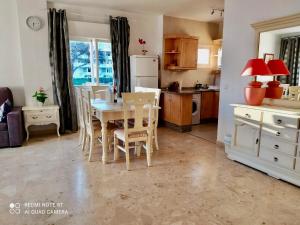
[130,55,158,91]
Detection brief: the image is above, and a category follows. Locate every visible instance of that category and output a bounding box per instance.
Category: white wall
[16,0,53,106]
[1,0,162,106]
[68,21,110,40]
[217,0,300,142]
[48,2,163,56]
[0,0,24,106]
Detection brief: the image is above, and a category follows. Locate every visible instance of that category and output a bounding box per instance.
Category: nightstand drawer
[26,109,57,115]
[263,111,300,129]
[234,107,261,122]
[260,135,297,156]
[26,112,57,123]
[261,125,298,142]
[259,148,295,170]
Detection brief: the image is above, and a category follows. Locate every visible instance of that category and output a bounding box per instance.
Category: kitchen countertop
[161,88,220,95]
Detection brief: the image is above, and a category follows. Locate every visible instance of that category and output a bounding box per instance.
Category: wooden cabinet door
[163,93,172,122]
[200,92,214,120]
[179,39,198,68]
[171,94,182,124]
[213,92,219,119]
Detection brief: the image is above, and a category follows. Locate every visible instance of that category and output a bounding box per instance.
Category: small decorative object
[26,16,42,31]
[138,38,148,55]
[113,84,118,103]
[32,87,48,106]
[263,53,274,63]
[288,86,300,101]
[265,59,290,99]
[241,58,272,106]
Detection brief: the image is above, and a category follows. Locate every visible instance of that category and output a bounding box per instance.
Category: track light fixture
[211,8,224,17]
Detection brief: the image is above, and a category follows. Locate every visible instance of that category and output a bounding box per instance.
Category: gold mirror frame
[252,13,300,56]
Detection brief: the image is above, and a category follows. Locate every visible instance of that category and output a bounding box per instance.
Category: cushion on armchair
[0,99,12,122]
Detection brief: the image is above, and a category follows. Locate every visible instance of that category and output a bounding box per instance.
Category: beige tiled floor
[1,127,300,225]
[188,122,218,143]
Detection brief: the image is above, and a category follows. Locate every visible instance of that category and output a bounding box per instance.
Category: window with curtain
[70,38,114,86]
[278,36,300,86]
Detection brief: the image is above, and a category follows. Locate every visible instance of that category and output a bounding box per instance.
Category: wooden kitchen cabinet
[162,92,192,129]
[164,35,198,70]
[200,91,219,121]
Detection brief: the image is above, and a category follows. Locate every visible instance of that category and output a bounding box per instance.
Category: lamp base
[244,87,266,106]
[265,87,283,99]
[265,80,283,99]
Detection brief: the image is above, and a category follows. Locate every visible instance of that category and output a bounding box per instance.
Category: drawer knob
[276,119,282,124]
[274,157,279,162]
[245,113,251,118]
[274,144,279,150]
[32,116,38,119]
[276,131,281,136]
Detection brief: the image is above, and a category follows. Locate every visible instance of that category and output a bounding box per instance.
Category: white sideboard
[226,104,300,186]
[22,105,60,141]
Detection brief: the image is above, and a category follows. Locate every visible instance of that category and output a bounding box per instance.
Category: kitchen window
[197,47,211,68]
[70,38,114,86]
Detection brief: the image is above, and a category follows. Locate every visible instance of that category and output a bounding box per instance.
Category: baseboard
[216,140,224,147]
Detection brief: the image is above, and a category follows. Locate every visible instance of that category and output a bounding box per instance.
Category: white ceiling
[48,0,224,22]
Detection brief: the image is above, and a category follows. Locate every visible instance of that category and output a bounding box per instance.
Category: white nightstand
[22,105,60,141]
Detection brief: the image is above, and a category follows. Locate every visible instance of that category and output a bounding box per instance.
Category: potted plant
[32,87,48,106]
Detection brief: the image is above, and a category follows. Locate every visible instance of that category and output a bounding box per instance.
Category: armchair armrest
[7,107,24,146]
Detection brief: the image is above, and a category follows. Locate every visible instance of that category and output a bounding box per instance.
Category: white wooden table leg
[56,123,60,137]
[101,121,108,164]
[25,125,29,141]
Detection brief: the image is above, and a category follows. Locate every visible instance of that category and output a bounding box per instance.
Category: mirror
[252,13,300,102]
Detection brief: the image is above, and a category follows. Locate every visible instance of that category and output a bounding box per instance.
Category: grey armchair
[0,87,24,147]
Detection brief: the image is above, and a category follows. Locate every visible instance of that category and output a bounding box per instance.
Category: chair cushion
[0,99,12,123]
[114,129,147,141]
[0,122,8,131]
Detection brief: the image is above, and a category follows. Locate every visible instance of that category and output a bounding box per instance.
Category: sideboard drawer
[263,111,300,129]
[260,135,297,156]
[261,125,299,142]
[259,148,295,170]
[234,107,261,122]
[295,158,300,172]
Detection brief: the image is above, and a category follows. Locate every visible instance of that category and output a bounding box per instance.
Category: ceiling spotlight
[211,8,224,17]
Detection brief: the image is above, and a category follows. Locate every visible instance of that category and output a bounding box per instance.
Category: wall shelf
[164,35,198,71]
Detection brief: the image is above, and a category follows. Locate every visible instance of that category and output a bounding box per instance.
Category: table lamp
[266,59,290,99]
[241,59,272,106]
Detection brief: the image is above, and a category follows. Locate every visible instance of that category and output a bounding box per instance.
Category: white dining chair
[135,87,161,151]
[81,89,100,161]
[91,85,110,101]
[75,87,86,150]
[113,92,155,170]
[82,89,117,161]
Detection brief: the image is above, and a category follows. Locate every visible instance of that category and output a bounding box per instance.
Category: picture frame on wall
[264,53,274,63]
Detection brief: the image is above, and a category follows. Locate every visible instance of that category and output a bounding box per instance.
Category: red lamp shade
[241,59,271,106]
[267,59,290,76]
[241,58,272,77]
[265,59,290,99]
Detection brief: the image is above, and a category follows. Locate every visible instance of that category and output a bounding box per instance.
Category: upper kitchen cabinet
[212,39,222,71]
[164,35,198,71]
